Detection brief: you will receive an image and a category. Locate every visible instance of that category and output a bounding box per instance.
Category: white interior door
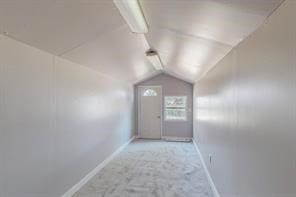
[138,86,162,139]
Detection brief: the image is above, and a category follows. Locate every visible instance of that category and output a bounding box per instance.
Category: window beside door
[164,96,187,121]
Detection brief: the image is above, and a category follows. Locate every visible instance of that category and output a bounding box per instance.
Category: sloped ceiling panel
[141,0,283,46]
[0,0,124,55]
[62,26,157,83]
[146,27,232,82]
[141,0,283,81]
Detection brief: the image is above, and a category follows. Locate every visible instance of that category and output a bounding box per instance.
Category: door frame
[137,85,163,139]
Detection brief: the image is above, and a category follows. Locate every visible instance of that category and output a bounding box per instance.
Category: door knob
[157,115,161,119]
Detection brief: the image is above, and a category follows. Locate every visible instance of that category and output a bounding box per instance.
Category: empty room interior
[0,0,295,197]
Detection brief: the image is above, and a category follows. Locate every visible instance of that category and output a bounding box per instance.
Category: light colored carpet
[73,139,214,197]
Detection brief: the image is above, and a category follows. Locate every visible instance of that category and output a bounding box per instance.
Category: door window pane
[143,89,157,96]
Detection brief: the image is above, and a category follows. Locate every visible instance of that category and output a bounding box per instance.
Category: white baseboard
[162,136,192,142]
[193,139,220,197]
[62,136,135,197]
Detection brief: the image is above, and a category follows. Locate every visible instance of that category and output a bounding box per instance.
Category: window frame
[164,96,187,121]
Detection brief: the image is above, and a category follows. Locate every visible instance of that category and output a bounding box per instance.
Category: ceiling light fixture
[146,50,163,70]
[113,0,148,33]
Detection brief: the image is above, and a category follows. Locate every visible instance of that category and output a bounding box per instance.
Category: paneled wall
[0,35,134,197]
[193,1,296,197]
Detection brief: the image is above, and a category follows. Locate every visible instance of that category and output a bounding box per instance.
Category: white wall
[193,1,296,197]
[0,35,134,197]
[136,73,193,138]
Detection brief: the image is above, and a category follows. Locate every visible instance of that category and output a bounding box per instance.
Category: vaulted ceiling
[0,0,283,83]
